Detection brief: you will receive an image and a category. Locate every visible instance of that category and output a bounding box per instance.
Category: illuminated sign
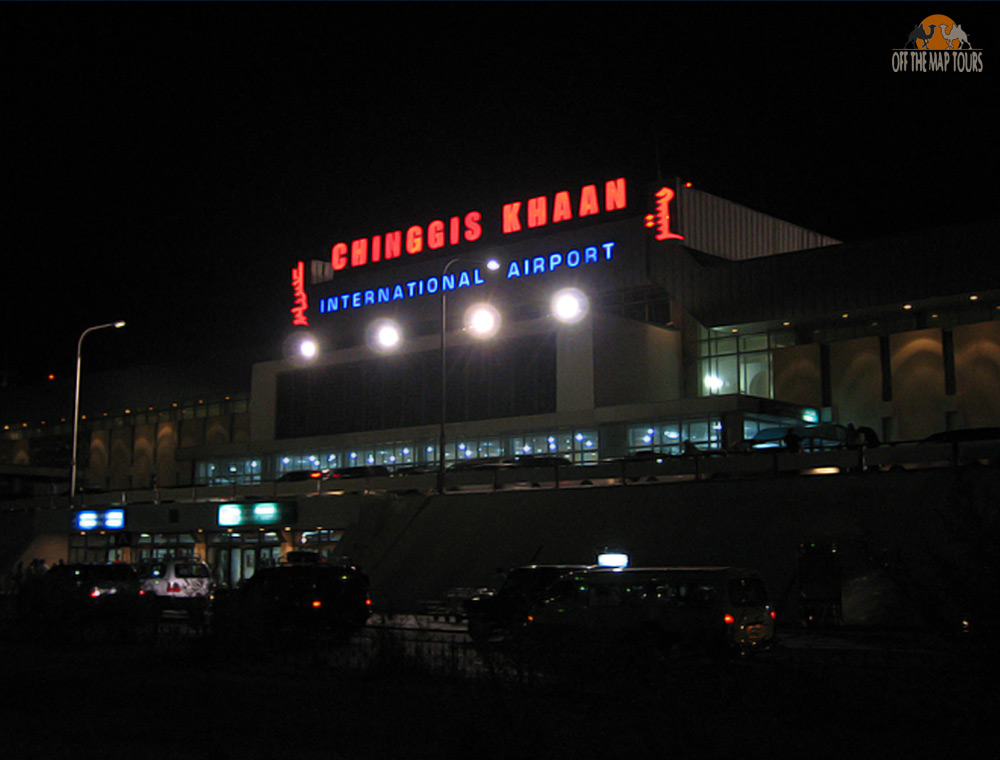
[74,509,126,531]
[644,186,684,241]
[289,176,639,325]
[217,502,296,528]
[324,176,626,275]
[316,241,616,316]
[330,212,483,272]
[501,178,626,234]
[290,260,309,327]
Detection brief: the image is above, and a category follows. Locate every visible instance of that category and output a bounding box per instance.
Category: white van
[526,566,776,657]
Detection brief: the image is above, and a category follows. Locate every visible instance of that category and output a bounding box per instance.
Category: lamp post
[70,320,125,504]
[438,257,500,493]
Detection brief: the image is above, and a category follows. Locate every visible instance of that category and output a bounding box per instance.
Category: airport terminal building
[197,176,998,486]
[2,175,999,593]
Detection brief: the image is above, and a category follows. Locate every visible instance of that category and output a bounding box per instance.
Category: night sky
[3,2,998,405]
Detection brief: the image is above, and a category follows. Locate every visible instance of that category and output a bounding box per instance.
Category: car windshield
[728,578,768,606]
[175,563,210,579]
[504,568,575,596]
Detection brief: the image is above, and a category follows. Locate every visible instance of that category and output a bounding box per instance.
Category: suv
[136,558,213,620]
[210,562,371,642]
[464,565,592,643]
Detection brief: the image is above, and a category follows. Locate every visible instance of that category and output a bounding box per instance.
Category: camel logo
[893,15,983,72]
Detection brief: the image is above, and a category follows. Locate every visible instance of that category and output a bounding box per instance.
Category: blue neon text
[317,240,616,317]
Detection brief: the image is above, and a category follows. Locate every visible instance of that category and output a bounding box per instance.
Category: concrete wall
[773,343,822,408]
[593,315,681,407]
[954,321,1000,427]
[556,316,595,412]
[890,329,945,440]
[830,336,883,431]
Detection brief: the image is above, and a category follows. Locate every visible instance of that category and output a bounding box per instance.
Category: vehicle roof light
[598,552,629,568]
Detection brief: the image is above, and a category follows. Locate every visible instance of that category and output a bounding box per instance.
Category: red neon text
[502,177,627,234]
[331,211,482,272]
[290,260,309,326]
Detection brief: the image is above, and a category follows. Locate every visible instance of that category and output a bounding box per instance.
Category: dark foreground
[0,625,996,760]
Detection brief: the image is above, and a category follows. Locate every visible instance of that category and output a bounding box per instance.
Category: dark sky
[3,2,999,400]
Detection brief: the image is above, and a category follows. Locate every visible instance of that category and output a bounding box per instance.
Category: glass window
[699,327,782,398]
[740,353,772,397]
[627,418,722,455]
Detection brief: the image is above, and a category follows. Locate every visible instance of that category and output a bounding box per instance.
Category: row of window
[196,427,603,485]
[193,412,801,486]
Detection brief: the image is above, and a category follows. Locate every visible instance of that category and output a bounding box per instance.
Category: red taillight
[167,582,181,593]
[90,588,100,598]
[770,610,777,619]
[139,589,146,596]
[365,597,373,607]
[312,600,322,608]
[723,614,735,625]
[309,471,323,479]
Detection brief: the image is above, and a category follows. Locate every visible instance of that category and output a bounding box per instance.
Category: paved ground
[1,606,994,760]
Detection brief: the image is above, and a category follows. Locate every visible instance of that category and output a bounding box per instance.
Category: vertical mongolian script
[290,260,309,326]
[646,186,685,242]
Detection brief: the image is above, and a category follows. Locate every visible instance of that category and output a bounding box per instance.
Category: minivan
[525,566,776,657]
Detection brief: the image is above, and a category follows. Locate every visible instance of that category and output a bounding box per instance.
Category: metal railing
[4,438,999,511]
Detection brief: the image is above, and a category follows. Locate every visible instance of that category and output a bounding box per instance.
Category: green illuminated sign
[217,502,296,527]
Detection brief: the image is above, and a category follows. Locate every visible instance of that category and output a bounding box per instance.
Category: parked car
[731,424,848,453]
[210,562,371,643]
[275,469,325,482]
[277,465,391,482]
[326,464,391,479]
[136,557,213,621]
[524,566,776,658]
[921,427,1000,444]
[447,457,513,472]
[17,563,155,633]
[464,564,592,643]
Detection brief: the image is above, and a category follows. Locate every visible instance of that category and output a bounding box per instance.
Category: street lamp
[70,320,126,504]
[439,257,500,492]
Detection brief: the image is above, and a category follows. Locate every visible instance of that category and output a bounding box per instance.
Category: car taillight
[140,589,146,596]
[366,597,373,607]
[770,610,777,619]
[312,600,322,608]
[90,588,101,598]
[723,614,735,625]
[167,582,181,593]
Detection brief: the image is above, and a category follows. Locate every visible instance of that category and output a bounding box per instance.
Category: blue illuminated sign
[74,509,126,531]
[317,240,617,317]
[504,242,615,279]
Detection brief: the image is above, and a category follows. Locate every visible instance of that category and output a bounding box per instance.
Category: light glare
[465,304,501,338]
[299,339,318,359]
[552,288,588,323]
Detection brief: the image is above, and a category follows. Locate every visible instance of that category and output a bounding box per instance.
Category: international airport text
[317,241,616,315]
